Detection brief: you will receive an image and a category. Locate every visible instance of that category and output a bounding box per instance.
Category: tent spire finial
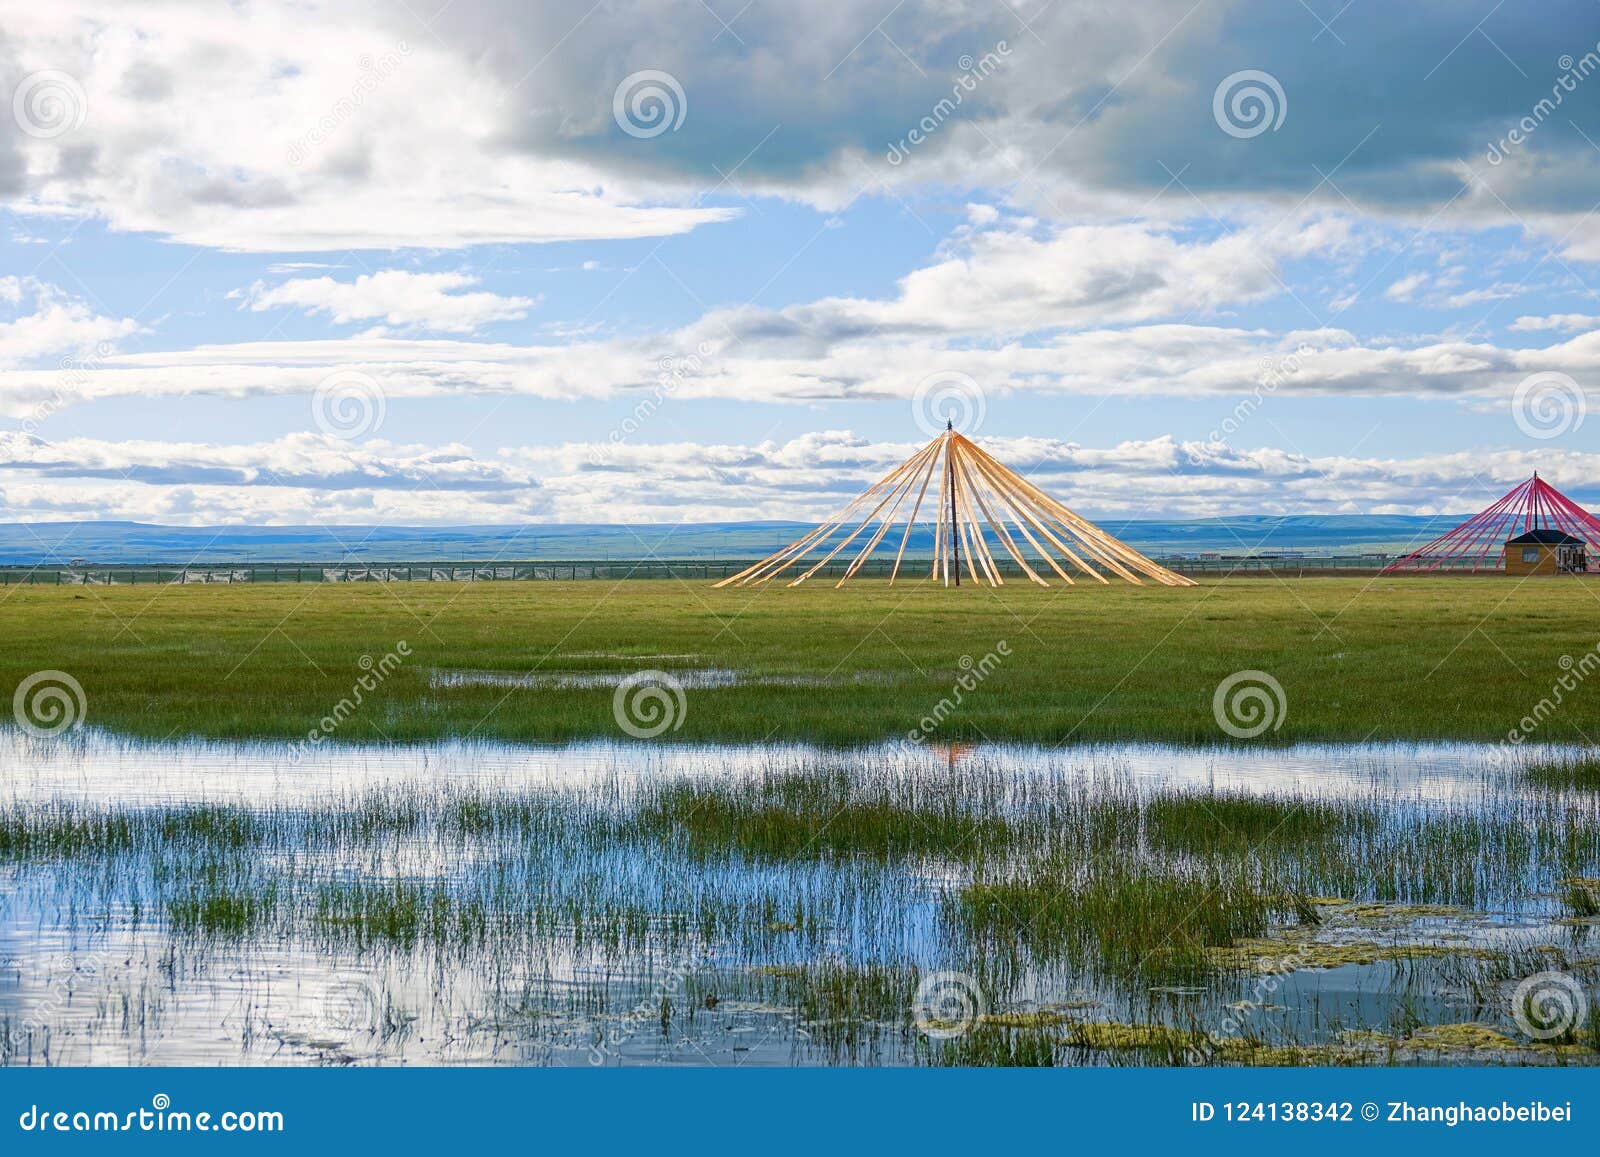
[946,418,953,431]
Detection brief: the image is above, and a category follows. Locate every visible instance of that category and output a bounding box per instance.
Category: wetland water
[1,732,1596,1067]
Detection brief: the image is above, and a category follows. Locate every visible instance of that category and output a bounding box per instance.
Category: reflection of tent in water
[1382,473,1600,574]
[714,425,1196,589]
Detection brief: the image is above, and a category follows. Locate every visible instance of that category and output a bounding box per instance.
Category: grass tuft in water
[957,858,1308,982]
[1525,755,1600,791]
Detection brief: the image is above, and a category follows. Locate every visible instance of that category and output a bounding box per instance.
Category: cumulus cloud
[0,0,734,251]
[2,307,1593,423]
[5,1,1599,531]
[8,1,1600,253]
[23,215,1554,422]
[0,278,139,367]
[5,428,1600,526]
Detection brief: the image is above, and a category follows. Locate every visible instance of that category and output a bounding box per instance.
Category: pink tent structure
[1382,473,1600,573]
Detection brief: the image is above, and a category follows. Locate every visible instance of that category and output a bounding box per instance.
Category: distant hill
[0,515,1467,565]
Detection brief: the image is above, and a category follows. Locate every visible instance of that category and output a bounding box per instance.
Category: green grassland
[5,576,1600,745]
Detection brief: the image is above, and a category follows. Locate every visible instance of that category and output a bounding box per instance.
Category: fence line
[0,555,1434,586]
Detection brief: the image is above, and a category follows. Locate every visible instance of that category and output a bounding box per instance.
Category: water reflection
[0,730,1595,1067]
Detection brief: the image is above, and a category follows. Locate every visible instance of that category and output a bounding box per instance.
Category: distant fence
[0,554,1430,586]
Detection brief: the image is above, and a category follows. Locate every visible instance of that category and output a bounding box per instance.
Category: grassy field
[5,575,1600,745]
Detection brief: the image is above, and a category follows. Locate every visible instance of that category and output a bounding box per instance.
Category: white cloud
[2,311,1596,423]
[0,278,139,368]
[1511,313,1600,333]
[5,428,1600,526]
[1384,273,1427,302]
[0,1,734,251]
[245,270,537,334]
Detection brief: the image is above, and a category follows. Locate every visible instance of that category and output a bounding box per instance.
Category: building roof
[1507,529,1584,545]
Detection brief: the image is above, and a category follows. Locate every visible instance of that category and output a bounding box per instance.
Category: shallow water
[1,730,1596,1067]
[0,730,1579,807]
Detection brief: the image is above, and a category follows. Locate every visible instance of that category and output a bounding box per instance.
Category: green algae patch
[1066,1022,1206,1051]
[1234,1043,1377,1066]
[979,1008,1086,1029]
[1559,878,1600,919]
[1203,900,1505,974]
[1402,1023,1518,1052]
[1205,938,1479,972]
[1339,902,1480,924]
[752,964,807,979]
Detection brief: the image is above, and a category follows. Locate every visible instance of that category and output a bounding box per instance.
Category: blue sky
[2,0,1600,526]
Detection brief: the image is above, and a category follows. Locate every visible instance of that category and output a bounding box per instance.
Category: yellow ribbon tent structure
[714,425,1197,589]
